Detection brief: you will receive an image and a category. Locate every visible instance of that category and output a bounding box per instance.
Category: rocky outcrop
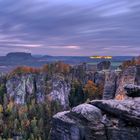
[124,84,140,97]
[135,65,140,85]
[71,104,102,122]
[115,66,137,99]
[90,99,140,125]
[51,98,140,140]
[35,74,46,103]
[6,74,35,104]
[51,83,140,140]
[134,56,140,65]
[51,104,106,140]
[115,65,140,99]
[94,71,105,86]
[103,71,118,99]
[97,61,111,71]
[6,74,71,107]
[47,75,71,109]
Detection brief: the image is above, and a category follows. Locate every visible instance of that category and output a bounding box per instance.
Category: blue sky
[0,0,140,56]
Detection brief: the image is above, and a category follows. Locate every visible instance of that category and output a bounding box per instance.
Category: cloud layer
[0,0,140,56]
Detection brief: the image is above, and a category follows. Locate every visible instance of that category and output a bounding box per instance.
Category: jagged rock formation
[0,57,139,139]
[103,71,118,99]
[47,75,71,109]
[134,56,140,66]
[5,65,139,105]
[97,61,111,71]
[51,98,140,140]
[6,74,71,108]
[51,83,140,140]
[115,66,138,99]
[114,56,140,99]
[94,71,105,86]
[6,74,35,104]
[3,60,140,106]
[135,65,140,85]
[34,74,46,103]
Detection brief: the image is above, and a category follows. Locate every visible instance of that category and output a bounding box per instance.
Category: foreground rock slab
[90,99,140,125]
[51,104,106,140]
[51,99,140,140]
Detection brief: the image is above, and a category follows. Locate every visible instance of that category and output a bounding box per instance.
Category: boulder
[51,103,106,140]
[71,103,102,122]
[90,99,140,125]
[124,84,140,97]
[115,66,137,99]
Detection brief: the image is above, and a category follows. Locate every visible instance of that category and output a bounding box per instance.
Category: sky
[0,0,140,56]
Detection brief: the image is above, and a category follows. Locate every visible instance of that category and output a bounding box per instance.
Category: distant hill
[0,52,134,72]
[6,52,33,60]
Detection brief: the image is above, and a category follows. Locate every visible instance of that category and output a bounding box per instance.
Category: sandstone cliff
[51,89,140,140]
[6,73,71,109]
